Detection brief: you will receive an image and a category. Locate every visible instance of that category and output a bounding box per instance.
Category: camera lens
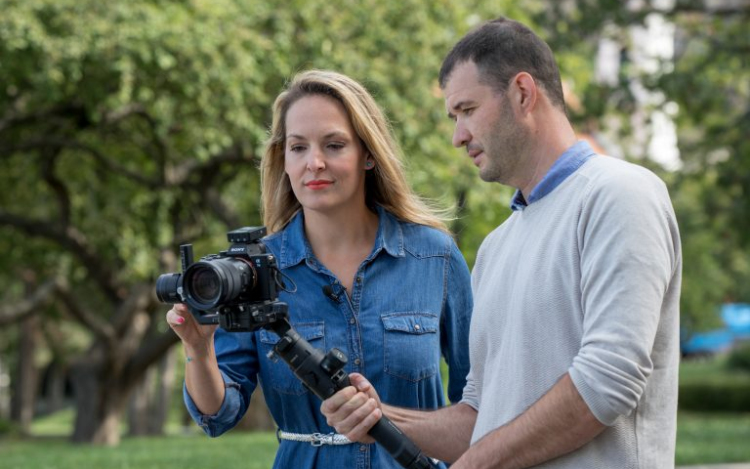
[189,267,221,304]
[155,273,182,304]
[182,258,255,309]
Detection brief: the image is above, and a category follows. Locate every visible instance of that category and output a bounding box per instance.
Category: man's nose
[452,121,470,148]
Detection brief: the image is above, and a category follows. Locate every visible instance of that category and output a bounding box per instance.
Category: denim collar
[510,140,597,211]
[274,205,405,270]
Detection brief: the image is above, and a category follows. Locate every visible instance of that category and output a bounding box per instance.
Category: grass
[0,432,280,469]
[1,356,748,468]
[676,411,750,466]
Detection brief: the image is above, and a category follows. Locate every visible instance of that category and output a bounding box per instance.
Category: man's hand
[321,373,382,443]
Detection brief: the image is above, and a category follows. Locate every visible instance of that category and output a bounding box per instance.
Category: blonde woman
[167,70,472,469]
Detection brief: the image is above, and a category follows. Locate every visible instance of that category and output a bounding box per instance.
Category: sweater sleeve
[569,166,680,425]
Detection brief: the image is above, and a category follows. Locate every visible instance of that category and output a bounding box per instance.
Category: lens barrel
[182,258,254,310]
[155,273,182,304]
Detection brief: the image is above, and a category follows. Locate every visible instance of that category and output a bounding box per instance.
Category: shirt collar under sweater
[510,140,597,211]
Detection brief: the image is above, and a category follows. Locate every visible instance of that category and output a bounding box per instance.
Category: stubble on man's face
[478,94,531,185]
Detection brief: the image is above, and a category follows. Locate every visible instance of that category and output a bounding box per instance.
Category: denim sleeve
[183,329,261,436]
[441,240,474,404]
[183,371,244,437]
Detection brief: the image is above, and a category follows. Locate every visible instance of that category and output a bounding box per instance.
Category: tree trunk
[0,357,10,420]
[69,357,128,445]
[41,360,69,415]
[127,373,150,436]
[127,348,176,436]
[10,315,40,436]
[149,348,176,434]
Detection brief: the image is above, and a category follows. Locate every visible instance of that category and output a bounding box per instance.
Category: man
[321,16,682,469]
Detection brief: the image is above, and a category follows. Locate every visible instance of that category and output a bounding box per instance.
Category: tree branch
[55,284,117,343]
[101,104,171,174]
[0,278,64,326]
[0,212,122,302]
[166,141,257,187]
[1,137,160,187]
[124,329,181,387]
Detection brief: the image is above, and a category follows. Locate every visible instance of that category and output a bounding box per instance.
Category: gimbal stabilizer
[219,301,438,469]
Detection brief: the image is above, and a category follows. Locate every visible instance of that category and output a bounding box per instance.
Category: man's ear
[509,72,537,115]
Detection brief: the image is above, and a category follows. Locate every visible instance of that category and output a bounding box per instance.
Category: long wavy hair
[261,70,449,234]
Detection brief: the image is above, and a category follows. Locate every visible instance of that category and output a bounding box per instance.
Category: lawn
[1,356,748,468]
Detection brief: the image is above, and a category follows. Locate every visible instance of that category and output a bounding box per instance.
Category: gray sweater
[462,154,682,468]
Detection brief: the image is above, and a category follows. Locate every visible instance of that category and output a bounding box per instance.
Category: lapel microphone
[322,284,341,304]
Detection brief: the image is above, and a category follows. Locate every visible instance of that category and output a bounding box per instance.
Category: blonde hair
[261,70,449,234]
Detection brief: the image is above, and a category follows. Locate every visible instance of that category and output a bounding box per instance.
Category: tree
[0,0,523,444]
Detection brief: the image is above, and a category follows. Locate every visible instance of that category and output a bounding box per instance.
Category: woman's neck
[302,205,379,293]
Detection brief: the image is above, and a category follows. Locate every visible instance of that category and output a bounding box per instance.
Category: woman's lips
[305,180,333,190]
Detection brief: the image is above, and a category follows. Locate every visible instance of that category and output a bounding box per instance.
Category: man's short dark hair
[439,17,566,111]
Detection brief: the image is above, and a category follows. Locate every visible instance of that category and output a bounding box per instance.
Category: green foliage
[728,341,750,373]
[679,355,750,412]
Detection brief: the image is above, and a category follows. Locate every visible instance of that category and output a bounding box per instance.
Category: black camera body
[156,226,282,331]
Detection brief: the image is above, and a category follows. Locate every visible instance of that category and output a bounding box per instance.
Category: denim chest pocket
[381,313,440,382]
[259,322,325,395]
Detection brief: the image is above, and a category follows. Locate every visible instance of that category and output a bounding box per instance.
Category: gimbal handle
[266,308,437,469]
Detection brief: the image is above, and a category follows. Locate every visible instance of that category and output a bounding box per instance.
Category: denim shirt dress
[184,206,473,469]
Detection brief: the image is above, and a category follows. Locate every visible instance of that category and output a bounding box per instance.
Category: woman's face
[284,94,372,216]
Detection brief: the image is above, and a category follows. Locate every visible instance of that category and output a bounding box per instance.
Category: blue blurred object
[721,303,750,338]
[681,303,750,356]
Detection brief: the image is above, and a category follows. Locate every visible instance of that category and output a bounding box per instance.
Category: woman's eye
[327,142,345,150]
[289,145,305,152]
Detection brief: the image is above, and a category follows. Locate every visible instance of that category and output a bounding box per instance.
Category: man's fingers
[342,401,381,443]
[325,392,379,438]
[320,386,358,415]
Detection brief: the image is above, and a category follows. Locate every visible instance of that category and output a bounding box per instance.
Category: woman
[166,70,472,468]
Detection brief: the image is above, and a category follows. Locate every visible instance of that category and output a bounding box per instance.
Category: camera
[155,227,435,468]
[156,226,286,331]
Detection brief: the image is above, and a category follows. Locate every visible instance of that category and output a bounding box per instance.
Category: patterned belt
[276,429,353,446]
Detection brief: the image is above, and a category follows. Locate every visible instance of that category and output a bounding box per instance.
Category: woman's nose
[306,148,325,171]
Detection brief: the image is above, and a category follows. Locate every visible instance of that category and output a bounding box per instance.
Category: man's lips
[467,148,483,165]
[304,180,333,189]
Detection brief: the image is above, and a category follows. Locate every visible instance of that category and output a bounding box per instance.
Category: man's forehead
[443,62,487,110]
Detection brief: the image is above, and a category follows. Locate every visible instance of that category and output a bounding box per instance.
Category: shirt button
[354,358,361,365]
[356,276,363,283]
[359,445,367,452]
[349,318,356,325]
[414,324,421,330]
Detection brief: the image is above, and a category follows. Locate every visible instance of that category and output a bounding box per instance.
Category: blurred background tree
[0,0,747,446]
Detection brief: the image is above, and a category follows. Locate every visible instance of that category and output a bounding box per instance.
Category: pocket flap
[381,313,438,335]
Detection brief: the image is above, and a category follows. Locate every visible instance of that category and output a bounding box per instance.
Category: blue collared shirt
[510,140,597,211]
[184,206,473,469]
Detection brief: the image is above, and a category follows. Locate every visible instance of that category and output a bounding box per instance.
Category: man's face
[444,61,529,185]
